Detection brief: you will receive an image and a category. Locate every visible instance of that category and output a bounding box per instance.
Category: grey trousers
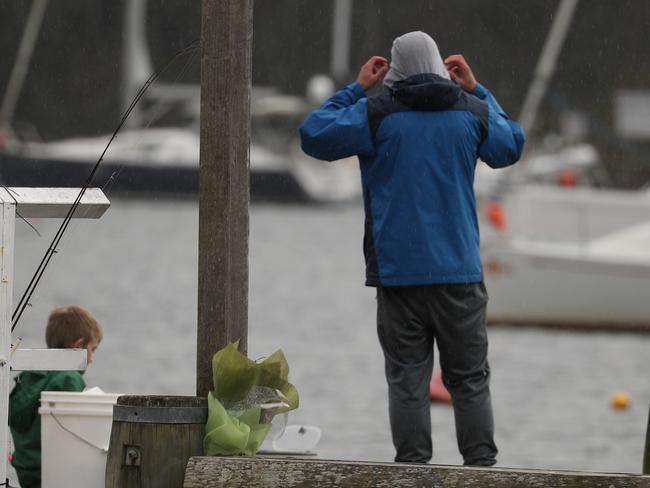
[376,282,497,466]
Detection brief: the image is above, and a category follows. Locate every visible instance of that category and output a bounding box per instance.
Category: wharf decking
[183,456,650,487]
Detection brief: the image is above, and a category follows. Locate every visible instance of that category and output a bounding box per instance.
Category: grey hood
[383,31,450,89]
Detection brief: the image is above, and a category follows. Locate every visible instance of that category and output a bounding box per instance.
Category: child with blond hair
[9,305,103,488]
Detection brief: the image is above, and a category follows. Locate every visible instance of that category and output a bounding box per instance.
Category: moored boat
[481,184,650,331]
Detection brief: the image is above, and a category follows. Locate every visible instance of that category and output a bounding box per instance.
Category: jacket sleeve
[9,376,39,433]
[474,83,526,168]
[299,82,374,162]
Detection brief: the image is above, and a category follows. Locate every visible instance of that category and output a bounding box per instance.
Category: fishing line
[49,44,199,263]
[11,39,201,332]
[12,38,201,326]
[94,40,200,195]
[100,169,122,195]
[142,44,200,131]
[59,43,200,244]
[15,210,41,236]
[1,184,41,236]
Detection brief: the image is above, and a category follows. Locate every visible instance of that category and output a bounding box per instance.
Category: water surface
[10,199,649,474]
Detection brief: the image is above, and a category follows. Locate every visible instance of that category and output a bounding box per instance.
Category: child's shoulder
[44,370,86,392]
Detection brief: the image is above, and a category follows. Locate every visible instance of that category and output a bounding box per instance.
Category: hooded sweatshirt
[383,31,450,89]
[9,371,85,488]
[300,33,525,286]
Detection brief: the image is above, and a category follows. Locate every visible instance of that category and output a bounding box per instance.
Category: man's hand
[444,54,477,92]
[356,56,389,91]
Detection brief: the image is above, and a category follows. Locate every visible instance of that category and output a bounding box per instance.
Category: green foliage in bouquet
[203,342,299,456]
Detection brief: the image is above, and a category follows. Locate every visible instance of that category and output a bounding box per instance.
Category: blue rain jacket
[300,74,525,286]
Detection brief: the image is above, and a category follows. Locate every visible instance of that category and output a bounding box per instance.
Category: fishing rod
[11,39,201,332]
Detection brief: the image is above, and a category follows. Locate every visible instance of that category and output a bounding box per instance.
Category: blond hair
[45,305,103,348]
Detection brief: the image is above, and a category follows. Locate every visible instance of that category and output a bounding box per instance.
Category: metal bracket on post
[124,445,142,467]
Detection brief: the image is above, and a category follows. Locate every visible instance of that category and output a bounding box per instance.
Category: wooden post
[0,199,16,484]
[183,457,650,488]
[197,0,253,397]
[643,408,650,474]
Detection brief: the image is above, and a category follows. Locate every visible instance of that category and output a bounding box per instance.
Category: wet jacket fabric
[300,74,525,286]
[9,370,85,488]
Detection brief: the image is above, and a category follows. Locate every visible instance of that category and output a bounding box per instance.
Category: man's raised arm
[299,57,388,162]
[446,54,525,168]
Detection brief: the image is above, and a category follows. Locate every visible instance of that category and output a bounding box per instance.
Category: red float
[429,369,452,403]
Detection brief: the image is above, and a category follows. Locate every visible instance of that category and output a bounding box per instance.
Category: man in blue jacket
[300,31,524,466]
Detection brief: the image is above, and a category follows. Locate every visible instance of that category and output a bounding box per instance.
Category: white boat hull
[484,243,650,330]
[481,185,650,330]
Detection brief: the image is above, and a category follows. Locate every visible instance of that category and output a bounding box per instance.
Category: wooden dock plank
[183,457,650,487]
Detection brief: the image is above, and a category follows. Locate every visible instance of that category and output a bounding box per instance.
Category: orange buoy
[429,369,452,404]
[611,391,631,410]
[558,168,578,187]
[485,201,507,231]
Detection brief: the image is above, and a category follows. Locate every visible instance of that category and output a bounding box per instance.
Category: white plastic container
[39,389,121,488]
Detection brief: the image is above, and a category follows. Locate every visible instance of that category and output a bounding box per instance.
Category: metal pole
[0,0,49,130]
[197,0,253,397]
[517,0,579,136]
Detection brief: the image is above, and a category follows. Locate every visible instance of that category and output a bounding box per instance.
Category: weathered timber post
[643,402,650,474]
[197,0,253,396]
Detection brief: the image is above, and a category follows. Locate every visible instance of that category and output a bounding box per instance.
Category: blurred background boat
[0,0,361,203]
[0,123,361,203]
[480,182,650,330]
[474,92,650,332]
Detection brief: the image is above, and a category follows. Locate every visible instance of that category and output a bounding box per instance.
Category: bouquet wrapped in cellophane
[203,342,299,456]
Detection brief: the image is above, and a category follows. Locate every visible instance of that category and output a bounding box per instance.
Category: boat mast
[330,0,353,82]
[122,0,153,129]
[0,0,49,136]
[492,0,580,191]
[518,0,580,137]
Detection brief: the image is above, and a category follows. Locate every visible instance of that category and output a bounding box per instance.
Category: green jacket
[9,371,85,488]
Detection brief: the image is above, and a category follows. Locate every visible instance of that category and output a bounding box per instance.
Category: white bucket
[39,390,121,488]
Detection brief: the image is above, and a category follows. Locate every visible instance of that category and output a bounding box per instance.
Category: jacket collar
[390,73,462,111]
